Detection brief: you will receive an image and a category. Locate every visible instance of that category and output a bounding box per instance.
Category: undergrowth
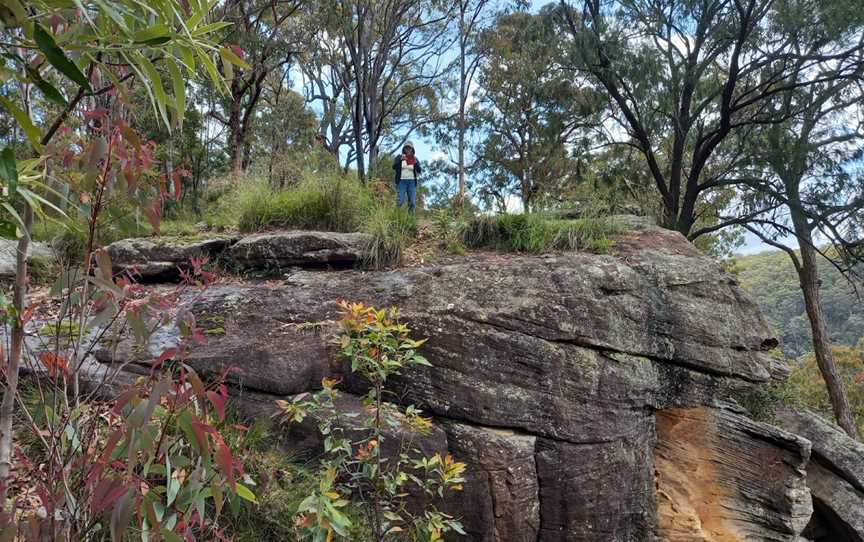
[222,414,373,541]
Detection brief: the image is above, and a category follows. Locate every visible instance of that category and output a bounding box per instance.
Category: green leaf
[219,46,251,70]
[0,0,27,28]
[0,202,24,236]
[132,24,172,45]
[235,482,257,503]
[177,46,196,72]
[0,148,17,196]
[191,21,232,37]
[25,66,67,106]
[165,57,185,128]
[196,49,226,93]
[0,96,41,150]
[136,54,170,129]
[33,23,92,93]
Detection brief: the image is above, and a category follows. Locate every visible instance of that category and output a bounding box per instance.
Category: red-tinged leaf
[82,107,109,122]
[189,418,212,457]
[95,248,113,282]
[112,387,138,415]
[38,352,68,378]
[187,370,206,403]
[92,479,129,517]
[20,304,35,325]
[154,347,177,368]
[206,389,226,422]
[110,489,134,542]
[214,436,235,491]
[144,199,162,235]
[97,429,124,466]
[173,174,182,202]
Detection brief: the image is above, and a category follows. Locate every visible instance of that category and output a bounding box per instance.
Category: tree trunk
[457,24,467,211]
[0,203,34,511]
[228,98,245,174]
[792,213,860,439]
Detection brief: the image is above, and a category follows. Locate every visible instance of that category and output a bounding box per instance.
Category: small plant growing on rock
[277,301,466,541]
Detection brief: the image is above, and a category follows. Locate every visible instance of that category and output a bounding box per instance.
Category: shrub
[277,302,466,541]
[461,213,621,253]
[362,205,417,269]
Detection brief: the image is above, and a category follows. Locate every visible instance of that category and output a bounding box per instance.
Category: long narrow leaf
[136,54,171,129]
[25,66,67,106]
[0,148,17,196]
[33,23,92,93]
[165,57,185,128]
[0,97,42,150]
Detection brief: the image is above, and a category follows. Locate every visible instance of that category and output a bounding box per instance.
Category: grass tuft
[362,205,417,269]
[237,176,378,233]
[461,213,621,253]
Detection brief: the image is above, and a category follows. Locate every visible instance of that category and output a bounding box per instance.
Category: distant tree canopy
[736,250,864,358]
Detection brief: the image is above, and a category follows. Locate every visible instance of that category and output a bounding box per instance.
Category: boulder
[229,230,371,272]
[103,236,236,280]
[92,225,816,540]
[0,238,54,280]
[775,407,864,541]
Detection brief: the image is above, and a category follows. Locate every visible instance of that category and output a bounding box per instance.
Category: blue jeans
[396,179,417,213]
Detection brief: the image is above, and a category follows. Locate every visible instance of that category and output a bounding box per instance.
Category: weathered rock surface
[0,238,53,280]
[229,230,371,271]
[90,225,843,541]
[103,236,236,280]
[440,421,540,542]
[776,407,864,541]
[655,405,811,541]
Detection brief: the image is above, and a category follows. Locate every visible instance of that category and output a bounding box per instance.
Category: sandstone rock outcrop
[229,230,371,271]
[776,407,864,541]
[103,236,236,280]
[86,224,863,541]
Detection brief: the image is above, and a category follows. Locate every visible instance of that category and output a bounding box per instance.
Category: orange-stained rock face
[655,408,740,541]
[655,407,812,542]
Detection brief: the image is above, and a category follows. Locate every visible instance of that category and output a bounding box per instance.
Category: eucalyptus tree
[471,9,601,211]
[210,0,304,173]
[557,0,864,237]
[728,19,864,438]
[451,0,500,208]
[335,0,453,181]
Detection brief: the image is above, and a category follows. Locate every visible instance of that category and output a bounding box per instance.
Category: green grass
[461,213,621,253]
[362,205,417,269]
[237,176,376,233]
[222,415,374,541]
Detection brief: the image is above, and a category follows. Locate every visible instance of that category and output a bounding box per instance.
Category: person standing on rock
[393,141,422,213]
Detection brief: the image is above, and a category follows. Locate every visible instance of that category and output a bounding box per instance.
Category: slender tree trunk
[228,98,245,174]
[791,210,860,439]
[457,20,467,211]
[0,203,34,511]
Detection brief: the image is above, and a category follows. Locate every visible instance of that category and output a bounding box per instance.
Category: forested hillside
[736,250,864,358]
